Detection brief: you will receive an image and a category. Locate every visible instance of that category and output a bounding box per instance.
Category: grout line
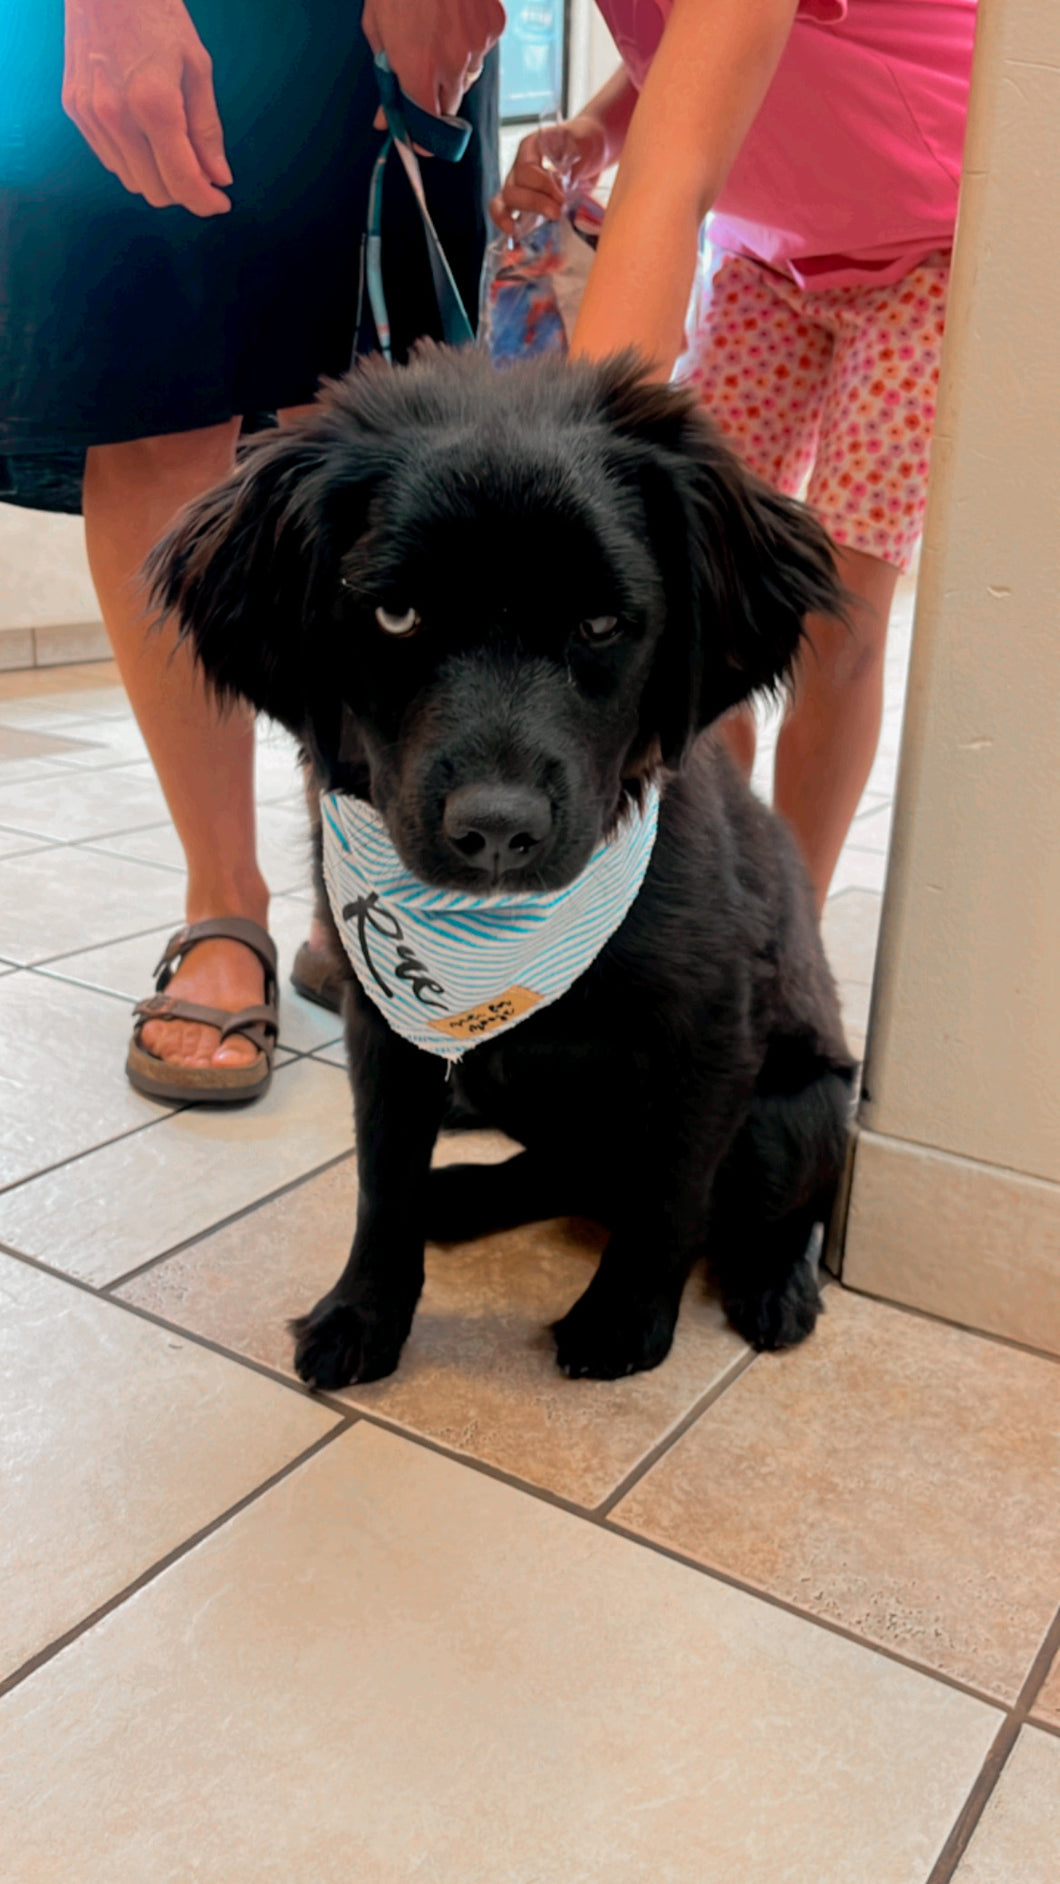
[922,1719,1023,1884]
[0,1418,355,1703]
[593,1346,758,1518]
[0,1111,178,1200]
[0,826,63,849]
[0,816,184,849]
[1009,1602,1060,1728]
[4,1204,1040,1724]
[78,840,187,874]
[0,1238,353,1408]
[0,846,61,870]
[840,1279,1060,1371]
[16,914,195,972]
[15,875,316,972]
[78,837,313,898]
[0,1226,1040,1725]
[24,964,158,1005]
[5,1230,751,1531]
[0,1061,346,1218]
[323,1403,601,1516]
[924,1601,1060,1883]
[323,1394,1030,1718]
[598,1514,1014,1717]
[99,1144,356,1294]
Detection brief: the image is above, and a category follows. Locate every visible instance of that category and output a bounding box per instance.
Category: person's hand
[362,0,506,120]
[62,0,231,215]
[491,118,608,235]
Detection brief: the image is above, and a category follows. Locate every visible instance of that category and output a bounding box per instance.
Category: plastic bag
[480,195,605,365]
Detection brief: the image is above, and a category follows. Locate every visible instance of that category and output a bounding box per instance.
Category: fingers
[535,124,584,182]
[362,0,504,119]
[489,195,549,238]
[542,116,609,189]
[493,135,566,232]
[125,66,231,215]
[509,164,565,213]
[362,7,441,115]
[88,64,173,208]
[182,52,233,189]
[492,112,610,236]
[434,65,466,124]
[382,48,465,120]
[492,180,562,229]
[64,56,229,216]
[62,82,134,192]
[63,65,138,194]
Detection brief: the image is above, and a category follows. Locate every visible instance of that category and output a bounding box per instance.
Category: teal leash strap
[362,52,475,365]
[365,138,393,361]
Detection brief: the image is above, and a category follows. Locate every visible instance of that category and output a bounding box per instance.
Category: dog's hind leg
[712,1193,827,1350]
[708,1062,853,1351]
[426,1150,588,1244]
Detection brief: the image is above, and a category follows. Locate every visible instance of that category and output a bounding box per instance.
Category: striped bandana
[321,788,661,1060]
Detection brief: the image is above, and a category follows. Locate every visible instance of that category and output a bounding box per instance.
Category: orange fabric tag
[428,986,542,1043]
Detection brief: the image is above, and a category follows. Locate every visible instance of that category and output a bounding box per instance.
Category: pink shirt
[597,0,977,287]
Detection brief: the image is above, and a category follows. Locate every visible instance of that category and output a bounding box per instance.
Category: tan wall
[843,0,1060,1350]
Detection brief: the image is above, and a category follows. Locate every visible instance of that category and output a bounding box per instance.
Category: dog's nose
[442,784,552,875]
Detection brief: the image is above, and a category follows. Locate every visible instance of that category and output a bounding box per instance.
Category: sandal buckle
[152,927,189,980]
[134,993,173,1021]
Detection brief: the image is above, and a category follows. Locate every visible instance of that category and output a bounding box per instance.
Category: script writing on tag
[428,986,541,1042]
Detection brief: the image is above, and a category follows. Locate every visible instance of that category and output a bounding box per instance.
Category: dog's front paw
[553,1287,678,1380]
[724,1258,822,1352]
[291,1294,411,1389]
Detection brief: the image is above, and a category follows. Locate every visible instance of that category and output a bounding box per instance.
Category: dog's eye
[579,616,620,645]
[375,605,421,638]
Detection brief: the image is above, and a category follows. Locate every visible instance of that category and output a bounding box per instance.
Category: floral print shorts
[686,250,951,573]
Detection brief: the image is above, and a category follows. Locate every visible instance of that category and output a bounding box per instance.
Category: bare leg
[773,545,898,911]
[83,421,268,1070]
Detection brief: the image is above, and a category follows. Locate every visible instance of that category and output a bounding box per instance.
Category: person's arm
[571,0,800,375]
[62,0,231,216]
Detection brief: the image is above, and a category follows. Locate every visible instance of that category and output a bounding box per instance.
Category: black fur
[149,347,855,1386]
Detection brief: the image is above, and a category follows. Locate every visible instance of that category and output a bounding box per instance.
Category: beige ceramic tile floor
[4,612,1060,1883]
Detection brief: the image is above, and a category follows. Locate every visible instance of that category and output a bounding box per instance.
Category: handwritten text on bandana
[321,789,660,1060]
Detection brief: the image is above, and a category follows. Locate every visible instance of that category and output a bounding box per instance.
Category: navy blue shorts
[0,2,498,510]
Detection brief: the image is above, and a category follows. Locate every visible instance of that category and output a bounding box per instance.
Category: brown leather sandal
[126,917,279,1106]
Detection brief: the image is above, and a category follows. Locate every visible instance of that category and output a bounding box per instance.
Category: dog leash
[357,52,475,363]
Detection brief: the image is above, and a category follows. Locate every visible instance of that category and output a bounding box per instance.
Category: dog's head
[148,349,843,892]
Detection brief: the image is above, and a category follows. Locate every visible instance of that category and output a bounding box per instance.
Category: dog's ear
[144,411,384,754]
[594,356,846,765]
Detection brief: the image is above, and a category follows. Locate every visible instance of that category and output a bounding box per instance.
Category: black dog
[149,348,855,1387]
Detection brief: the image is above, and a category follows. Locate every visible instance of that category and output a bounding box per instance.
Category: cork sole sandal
[126,917,279,1107]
